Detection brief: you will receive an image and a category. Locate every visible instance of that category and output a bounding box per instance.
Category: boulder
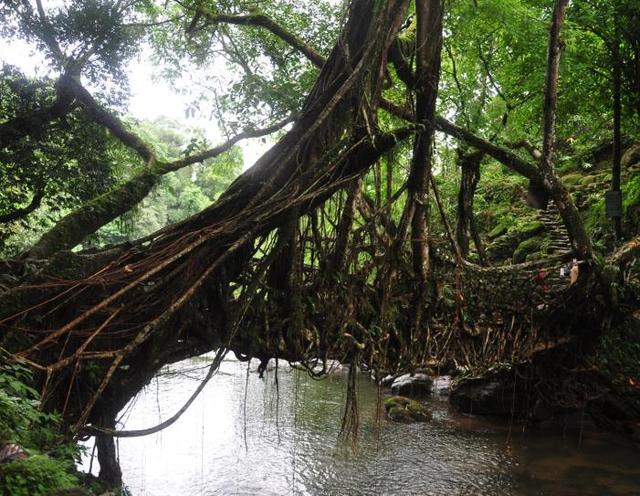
[487,222,508,239]
[432,375,452,396]
[512,236,544,264]
[450,367,529,417]
[380,374,396,387]
[622,143,640,167]
[488,221,544,262]
[391,373,433,396]
[384,396,432,423]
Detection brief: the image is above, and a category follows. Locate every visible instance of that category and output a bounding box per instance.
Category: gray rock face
[450,368,528,417]
[391,373,433,396]
[380,374,396,387]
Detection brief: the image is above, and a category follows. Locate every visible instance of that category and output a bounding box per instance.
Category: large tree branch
[31,0,66,63]
[0,188,45,224]
[164,117,292,173]
[435,115,543,182]
[66,78,155,163]
[193,12,326,68]
[378,100,544,183]
[27,118,291,258]
[0,76,76,148]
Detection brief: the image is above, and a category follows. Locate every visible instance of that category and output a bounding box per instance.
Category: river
[80,354,640,495]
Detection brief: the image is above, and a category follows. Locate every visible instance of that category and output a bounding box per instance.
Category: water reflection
[80,356,640,495]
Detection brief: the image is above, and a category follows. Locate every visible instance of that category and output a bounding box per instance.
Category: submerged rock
[384,396,432,423]
[391,373,433,396]
[449,367,528,417]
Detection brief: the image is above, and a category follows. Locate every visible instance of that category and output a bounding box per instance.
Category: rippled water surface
[81,356,640,495]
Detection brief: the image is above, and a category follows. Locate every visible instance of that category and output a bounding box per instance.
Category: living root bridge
[0,0,411,476]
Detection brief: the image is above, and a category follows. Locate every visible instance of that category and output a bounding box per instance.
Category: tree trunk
[612,5,623,240]
[328,178,362,277]
[539,0,592,258]
[95,412,122,487]
[1,0,413,446]
[456,150,484,262]
[406,0,443,336]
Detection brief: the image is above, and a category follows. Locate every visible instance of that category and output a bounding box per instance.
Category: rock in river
[391,373,433,396]
[384,396,432,423]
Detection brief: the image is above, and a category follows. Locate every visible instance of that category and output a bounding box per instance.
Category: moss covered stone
[561,173,584,187]
[579,175,600,187]
[488,222,509,239]
[384,395,432,422]
[622,143,640,167]
[512,236,544,264]
[488,221,544,262]
[520,221,544,236]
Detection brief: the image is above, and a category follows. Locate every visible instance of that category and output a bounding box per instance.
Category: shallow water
[80,356,640,495]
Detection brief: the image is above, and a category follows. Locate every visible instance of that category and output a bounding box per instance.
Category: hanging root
[338,360,360,452]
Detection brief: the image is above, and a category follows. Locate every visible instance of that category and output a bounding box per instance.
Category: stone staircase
[539,200,573,255]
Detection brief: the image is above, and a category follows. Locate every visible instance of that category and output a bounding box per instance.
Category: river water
[80,355,640,495]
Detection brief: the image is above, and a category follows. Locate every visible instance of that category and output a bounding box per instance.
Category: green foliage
[595,317,640,387]
[0,455,79,496]
[85,118,244,246]
[0,356,84,495]
[0,66,134,253]
[144,0,342,131]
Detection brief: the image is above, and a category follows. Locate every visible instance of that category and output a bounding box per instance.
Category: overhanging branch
[192,12,326,68]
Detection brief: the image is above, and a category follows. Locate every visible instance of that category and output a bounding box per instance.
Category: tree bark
[407,0,443,334]
[456,150,485,263]
[95,412,122,487]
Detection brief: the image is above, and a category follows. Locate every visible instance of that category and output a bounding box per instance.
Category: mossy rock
[488,221,544,262]
[525,251,545,262]
[512,236,544,264]
[561,173,584,187]
[488,222,509,239]
[579,175,600,187]
[384,395,432,423]
[622,143,640,167]
[488,235,521,261]
[520,221,544,236]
